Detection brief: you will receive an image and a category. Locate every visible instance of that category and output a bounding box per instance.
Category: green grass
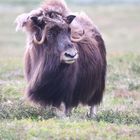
[0,2,140,140]
[0,119,139,140]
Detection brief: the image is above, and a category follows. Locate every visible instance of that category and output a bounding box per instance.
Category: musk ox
[16,0,106,118]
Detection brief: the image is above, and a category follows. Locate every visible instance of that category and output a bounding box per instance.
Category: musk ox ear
[30,16,41,26]
[65,15,76,24]
[30,16,38,24]
[30,16,45,29]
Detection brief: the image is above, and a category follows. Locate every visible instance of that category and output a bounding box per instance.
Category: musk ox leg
[65,107,72,117]
[51,103,66,118]
[51,102,72,118]
[87,105,98,119]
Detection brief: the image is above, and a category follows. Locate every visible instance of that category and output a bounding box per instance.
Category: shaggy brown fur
[16,0,106,116]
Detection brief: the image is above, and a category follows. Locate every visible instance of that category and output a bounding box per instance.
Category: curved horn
[71,30,85,43]
[33,25,47,45]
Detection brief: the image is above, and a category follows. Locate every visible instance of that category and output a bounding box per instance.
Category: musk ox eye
[68,27,71,33]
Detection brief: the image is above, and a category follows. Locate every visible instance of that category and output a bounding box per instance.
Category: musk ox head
[16,10,85,64]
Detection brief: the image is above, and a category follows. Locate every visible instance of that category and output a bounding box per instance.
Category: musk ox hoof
[51,103,72,119]
[87,106,98,119]
[51,107,66,118]
[87,112,97,119]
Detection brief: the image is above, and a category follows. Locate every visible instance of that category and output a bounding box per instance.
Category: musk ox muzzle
[60,48,79,64]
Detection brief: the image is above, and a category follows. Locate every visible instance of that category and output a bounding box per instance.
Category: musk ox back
[16,0,106,118]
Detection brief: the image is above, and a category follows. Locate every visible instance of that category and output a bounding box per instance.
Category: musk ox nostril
[64,52,77,58]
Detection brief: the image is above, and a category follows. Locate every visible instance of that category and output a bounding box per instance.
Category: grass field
[0,2,140,140]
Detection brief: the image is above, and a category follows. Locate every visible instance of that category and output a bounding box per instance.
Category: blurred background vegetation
[0,0,140,5]
[0,0,140,140]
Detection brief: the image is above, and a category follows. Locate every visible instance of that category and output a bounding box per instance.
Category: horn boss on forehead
[31,12,77,45]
